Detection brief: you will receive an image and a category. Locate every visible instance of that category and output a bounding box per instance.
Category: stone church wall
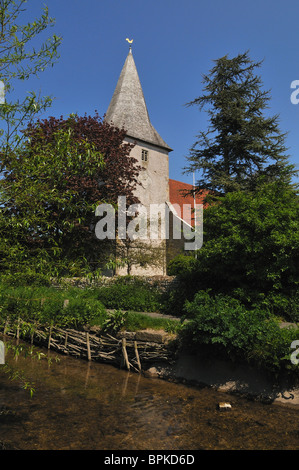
[51,275,179,292]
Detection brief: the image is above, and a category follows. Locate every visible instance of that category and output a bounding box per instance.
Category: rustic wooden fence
[1,317,174,373]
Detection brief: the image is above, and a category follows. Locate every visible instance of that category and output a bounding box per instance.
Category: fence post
[134,341,141,372]
[16,316,20,341]
[64,331,68,351]
[48,325,52,350]
[86,332,91,361]
[122,338,130,371]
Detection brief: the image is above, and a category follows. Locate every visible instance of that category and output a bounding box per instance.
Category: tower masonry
[105,47,172,212]
[104,46,202,275]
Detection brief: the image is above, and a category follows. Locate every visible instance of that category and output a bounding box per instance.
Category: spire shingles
[105,49,172,152]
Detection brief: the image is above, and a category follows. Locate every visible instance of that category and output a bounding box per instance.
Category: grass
[122,311,181,333]
[1,279,297,379]
[0,281,181,334]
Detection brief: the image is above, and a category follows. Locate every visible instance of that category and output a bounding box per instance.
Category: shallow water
[0,340,299,451]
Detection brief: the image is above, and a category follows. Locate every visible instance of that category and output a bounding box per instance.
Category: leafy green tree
[116,238,167,275]
[194,182,299,316]
[0,128,104,275]
[0,0,61,156]
[165,182,299,320]
[0,114,141,277]
[186,51,297,196]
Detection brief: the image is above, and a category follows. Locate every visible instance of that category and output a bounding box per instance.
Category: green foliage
[186,51,297,196]
[96,276,163,312]
[253,292,299,322]
[0,114,141,278]
[196,183,299,313]
[164,255,200,316]
[161,270,200,317]
[0,0,62,153]
[164,182,299,321]
[0,271,51,287]
[125,312,181,333]
[167,254,197,276]
[179,291,299,375]
[0,281,181,336]
[102,309,128,334]
[0,285,106,329]
[0,128,105,277]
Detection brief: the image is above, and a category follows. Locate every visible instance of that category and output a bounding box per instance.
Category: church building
[104,45,204,275]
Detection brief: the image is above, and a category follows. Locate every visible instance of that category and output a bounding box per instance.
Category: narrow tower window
[141,149,148,162]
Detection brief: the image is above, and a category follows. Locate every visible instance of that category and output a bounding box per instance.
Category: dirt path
[107,309,181,322]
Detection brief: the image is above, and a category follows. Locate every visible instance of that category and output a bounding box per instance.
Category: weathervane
[126,38,133,50]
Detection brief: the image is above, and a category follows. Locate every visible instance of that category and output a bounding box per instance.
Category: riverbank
[119,326,299,408]
[2,318,298,409]
[144,352,299,408]
[110,313,299,408]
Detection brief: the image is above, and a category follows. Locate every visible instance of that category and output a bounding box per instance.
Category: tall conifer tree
[186,51,297,196]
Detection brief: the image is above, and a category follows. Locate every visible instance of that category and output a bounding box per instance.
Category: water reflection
[0,340,299,450]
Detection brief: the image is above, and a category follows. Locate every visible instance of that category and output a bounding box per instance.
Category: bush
[167,254,197,276]
[102,309,128,333]
[163,183,299,322]
[193,183,299,302]
[179,290,299,375]
[0,285,106,329]
[252,291,299,323]
[0,271,51,287]
[161,270,201,317]
[95,276,163,312]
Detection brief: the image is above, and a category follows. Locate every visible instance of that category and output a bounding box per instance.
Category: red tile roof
[168,179,207,226]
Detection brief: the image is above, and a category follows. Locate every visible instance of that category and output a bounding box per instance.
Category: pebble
[217,402,232,411]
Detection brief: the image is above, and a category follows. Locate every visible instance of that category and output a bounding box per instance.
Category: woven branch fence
[1,316,175,373]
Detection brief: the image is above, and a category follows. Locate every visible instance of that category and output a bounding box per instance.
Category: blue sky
[13,0,299,185]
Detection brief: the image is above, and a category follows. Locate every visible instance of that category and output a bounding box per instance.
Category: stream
[0,338,298,451]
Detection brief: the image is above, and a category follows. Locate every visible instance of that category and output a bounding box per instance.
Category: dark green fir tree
[186,51,297,196]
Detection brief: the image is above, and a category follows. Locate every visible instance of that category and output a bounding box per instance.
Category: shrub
[95,276,163,312]
[252,292,299,323]
[102,309,128,333]
[164,183,299,322]
[167,254,197,276]
[0,284,106,329]
[161,270,201,317]
[194,183,299,301]
[179,290,299,375]
[0,271,51,287]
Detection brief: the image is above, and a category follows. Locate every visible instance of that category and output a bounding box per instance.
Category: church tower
[104,45,173,275]
[105,46,172,211]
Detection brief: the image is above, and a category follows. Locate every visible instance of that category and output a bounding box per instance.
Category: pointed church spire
[105,48,172,151]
